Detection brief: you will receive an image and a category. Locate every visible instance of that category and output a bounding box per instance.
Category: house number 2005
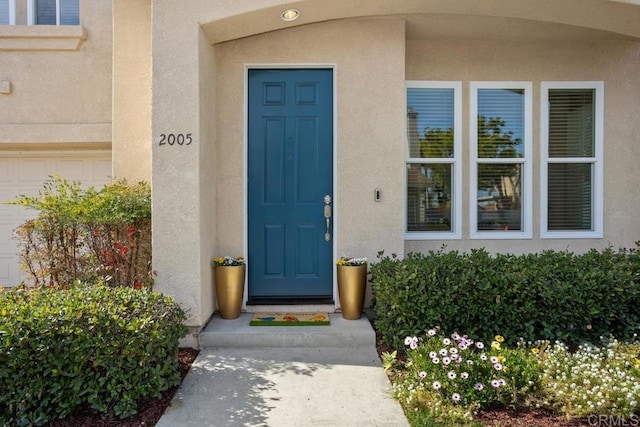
[158,133,193,146]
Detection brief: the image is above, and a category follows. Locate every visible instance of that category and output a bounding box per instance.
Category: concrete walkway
[156,313,409,427]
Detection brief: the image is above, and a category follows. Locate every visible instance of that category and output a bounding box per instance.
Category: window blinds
[547,89,595,231]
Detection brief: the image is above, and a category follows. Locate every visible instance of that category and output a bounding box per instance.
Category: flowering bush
[213,256,246,267]
[336,256,367,266]
[391,329,541,424]
[538,337,640,418]
[390,330,640,424]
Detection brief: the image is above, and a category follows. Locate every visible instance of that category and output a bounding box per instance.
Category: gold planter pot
[337,264,367,320]
[215,265,245,319]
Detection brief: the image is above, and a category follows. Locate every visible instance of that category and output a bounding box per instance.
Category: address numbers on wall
[158,133,193,146]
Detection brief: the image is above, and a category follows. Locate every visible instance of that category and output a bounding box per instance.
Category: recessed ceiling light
[280,9,300,22]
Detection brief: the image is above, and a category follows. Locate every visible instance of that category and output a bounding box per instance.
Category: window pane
[36,0,56,24]
[477,89,524,158]
[548,89,594,158]
[407,88,454,158]
[407,163,452,232]
[477,163,522,231]
[0,0,9,25]
[548,163,592,231]
[60,0,79,25]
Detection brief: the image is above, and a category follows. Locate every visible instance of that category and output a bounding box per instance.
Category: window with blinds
[0,0,12,25]
[405,81,462,239]
[471,82,532,239]
[541,83,603,238]
[32,0,78,25]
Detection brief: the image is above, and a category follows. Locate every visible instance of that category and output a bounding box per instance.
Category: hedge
[0,284,187,426]
[370,247,640,349]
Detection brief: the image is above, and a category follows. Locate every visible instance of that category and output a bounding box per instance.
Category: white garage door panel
[0,256,14,284]
[0,159,11,181]
[0,153,112,286]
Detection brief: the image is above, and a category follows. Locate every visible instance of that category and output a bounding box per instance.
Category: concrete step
[199,312,376,349]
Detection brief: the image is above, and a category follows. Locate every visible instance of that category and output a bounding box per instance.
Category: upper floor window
[541,82,604,238]
[470,82,532,239]
[0,0,15,25]
[405,81,462,239]
[29,0,78,25]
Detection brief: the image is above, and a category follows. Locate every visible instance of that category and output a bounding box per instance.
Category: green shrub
[371,247,640,349]
[8,175,152,288]
[0,283,187,426]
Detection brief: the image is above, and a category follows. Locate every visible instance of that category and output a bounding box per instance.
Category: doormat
[249,312,330,326]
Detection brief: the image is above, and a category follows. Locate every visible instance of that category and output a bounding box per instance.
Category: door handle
[324,195,332,241]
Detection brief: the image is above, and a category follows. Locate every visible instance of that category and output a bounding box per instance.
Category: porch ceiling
[200,0,640,44]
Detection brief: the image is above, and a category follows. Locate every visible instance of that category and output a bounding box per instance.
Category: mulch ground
[475,406,590,426]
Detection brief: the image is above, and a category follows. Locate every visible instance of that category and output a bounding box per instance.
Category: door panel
[248,69,333,300]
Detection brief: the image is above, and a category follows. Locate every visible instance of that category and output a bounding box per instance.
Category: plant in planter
[336,256,368,320]
[213,256,246,267]
[212,256,246,319]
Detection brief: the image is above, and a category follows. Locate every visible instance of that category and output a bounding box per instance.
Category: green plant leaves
[371,247,640,349]
[7,175,152,288]
[0,284,187,425]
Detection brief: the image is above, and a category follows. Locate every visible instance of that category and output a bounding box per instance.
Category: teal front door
[247,69,334,302]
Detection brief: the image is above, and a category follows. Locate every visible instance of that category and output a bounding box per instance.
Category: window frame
[27,0,78,25]
[470,81,533,240]
[1,0,15,25]
[405,80,463,240]
[540,81,604,239]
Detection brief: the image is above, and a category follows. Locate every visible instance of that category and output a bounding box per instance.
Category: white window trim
[5,0,15,25]
[540,81,604,239]
[470,81,533,240]
[404,80,462,240]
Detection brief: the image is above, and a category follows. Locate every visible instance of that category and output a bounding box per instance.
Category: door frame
[243,64,338,309]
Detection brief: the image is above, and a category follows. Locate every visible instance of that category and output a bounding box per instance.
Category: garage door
[0,152,112,287]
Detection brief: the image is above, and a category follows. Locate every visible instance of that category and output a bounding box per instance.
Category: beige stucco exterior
[0,0,112,151]
[3,0,640,345]
[112,0,151,183]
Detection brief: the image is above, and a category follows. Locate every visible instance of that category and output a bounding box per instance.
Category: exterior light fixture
[280,9,300,22]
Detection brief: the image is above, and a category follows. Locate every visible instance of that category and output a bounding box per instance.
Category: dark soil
[476,406,590,426]
[49,348,199,427]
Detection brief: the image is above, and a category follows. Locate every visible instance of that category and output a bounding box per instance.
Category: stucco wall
[112,0,151,183]
[405,39,640,255]
[0,0,112,149]
[151,1,221,333]
[149,0,640,335]
[214,17,406,306]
